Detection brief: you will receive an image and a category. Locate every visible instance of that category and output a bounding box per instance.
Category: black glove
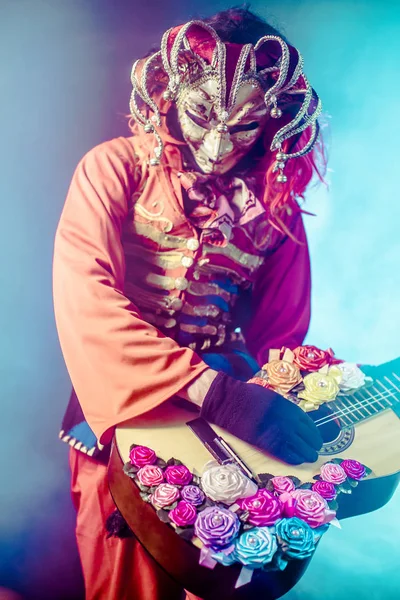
[201,372,323,465]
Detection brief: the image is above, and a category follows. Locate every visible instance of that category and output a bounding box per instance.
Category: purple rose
[312,481,337,501]
[320,463,347,485]
[137,464,164,487]
[129,445,157,468]
[151,483,180,508]
[271,476,296,495]
[194,507,240,550]
[181,485,205,506]
[165,465,193,486]
[341,459,366,481]
[169,501,197,527]
[291,489,336,528]
[237,489,283,526]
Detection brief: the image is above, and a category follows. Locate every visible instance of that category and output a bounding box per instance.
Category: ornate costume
[53,13,322,600]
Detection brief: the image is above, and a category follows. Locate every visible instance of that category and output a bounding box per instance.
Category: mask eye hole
[185,110,210,129]
[230,121,259,135]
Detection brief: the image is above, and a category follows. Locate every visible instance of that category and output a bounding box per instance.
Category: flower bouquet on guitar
[248,345,371,413]
[118,441,371,588]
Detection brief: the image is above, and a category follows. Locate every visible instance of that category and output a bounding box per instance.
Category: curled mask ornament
[129,20,322,181]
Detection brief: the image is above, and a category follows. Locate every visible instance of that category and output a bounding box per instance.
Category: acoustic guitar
[108,357,400,600]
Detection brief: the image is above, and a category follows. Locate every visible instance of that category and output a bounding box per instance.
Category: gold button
[181,256,194,268]
[186,238,199,251]
[169,297,183,311]
[175,277,188,291]
[164,318,177,329]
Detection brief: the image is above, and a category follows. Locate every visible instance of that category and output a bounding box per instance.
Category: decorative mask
[129,20,322,183]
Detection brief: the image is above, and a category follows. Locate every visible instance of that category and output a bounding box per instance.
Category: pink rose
[137,464,164,487]
[165,464,193,486]
[312,481,337,501]
[341,459,366,481]
[291,489,336,528]
[129,445,157,468]
[151,483,180,508]
[320,463,347,485]
[169,501,197,527]
[237,489,283,526]
[271,476,296,495]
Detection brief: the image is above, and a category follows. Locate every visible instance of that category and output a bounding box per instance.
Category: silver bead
[149,157,160,167]
[271,107,283,119]
[217,123,229,134]
[276,152,286,161]
[144,122,154,134]
[154,146,162,158]
[163,89,174,101]
[277,173,287,183]
[275,162,286,170]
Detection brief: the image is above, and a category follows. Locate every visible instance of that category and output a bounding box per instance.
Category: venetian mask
[177,79,268,175]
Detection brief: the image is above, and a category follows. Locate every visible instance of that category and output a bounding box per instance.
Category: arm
[53,139,209,445]
[243,211,311,365]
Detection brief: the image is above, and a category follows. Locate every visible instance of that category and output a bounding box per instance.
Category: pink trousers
[70,449,201,600]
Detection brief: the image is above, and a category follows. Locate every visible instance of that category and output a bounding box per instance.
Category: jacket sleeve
[242,211,311,366]
[53,139,208,444]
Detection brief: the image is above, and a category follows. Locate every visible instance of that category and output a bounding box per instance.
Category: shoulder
[75,136,142,189]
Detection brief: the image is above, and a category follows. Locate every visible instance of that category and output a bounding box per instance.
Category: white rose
[338,362,366,393]
[200,461,258,505]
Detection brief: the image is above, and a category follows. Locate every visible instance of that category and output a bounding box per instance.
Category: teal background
[1,1,399,598]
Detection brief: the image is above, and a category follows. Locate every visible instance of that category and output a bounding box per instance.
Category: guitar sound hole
[310,405,341,444]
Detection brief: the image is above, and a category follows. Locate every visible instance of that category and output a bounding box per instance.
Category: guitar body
[109,397,400,599]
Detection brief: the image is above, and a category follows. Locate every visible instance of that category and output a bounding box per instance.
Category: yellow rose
[297,366,342,411]
[262,360,302,395]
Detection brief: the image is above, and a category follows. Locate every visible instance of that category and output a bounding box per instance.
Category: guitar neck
[331,358,400,427]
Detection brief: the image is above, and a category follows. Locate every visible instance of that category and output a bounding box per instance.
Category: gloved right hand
[200,372,323,465]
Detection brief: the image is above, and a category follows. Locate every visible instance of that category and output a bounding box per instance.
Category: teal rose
[234,527,277,568]
[275,517,316,559]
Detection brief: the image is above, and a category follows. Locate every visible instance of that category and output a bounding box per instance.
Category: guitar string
[314,392,395,427]
[307,377,399,425]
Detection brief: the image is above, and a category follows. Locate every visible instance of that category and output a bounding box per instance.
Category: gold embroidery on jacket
[124,242,183,269]
[187,281,231,303]
[202,243,264,271]
[125,221,190,249]
[134,200,173,233]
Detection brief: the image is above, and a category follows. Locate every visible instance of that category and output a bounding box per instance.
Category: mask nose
[203,129,234,163]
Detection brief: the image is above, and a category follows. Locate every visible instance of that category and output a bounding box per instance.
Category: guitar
[108,357,400,600]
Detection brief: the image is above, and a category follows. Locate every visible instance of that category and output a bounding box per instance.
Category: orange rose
[262,360,302,395]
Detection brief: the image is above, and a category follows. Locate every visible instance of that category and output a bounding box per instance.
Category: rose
[169,501,197,527]
[262,360,302,394]
[297,368,341,411]
[271,476,296,495]
[181,485,205,506]
[293,345,334,371]
[201,461,258,505]
[320,462,347,485]
[275,517,316,559]
[312,481,337,501]
[237,489,283,526]
[137,464,164,487]
[341,459,366,480]
[234,527,278,568]
[129,445,157,468]
[194,507,240,549]
[151,483,180,508]
[337,363,366,393]
[165,465,193,486]
[247,376,269,388]
[291,489,336,528]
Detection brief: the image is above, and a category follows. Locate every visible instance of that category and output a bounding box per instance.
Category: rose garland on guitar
[249,344,370,413]
[120,440,371,587]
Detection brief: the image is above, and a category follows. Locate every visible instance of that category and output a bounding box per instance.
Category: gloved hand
[200,372,323,465]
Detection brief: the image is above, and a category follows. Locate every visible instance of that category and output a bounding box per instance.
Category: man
[53,8,324,600]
